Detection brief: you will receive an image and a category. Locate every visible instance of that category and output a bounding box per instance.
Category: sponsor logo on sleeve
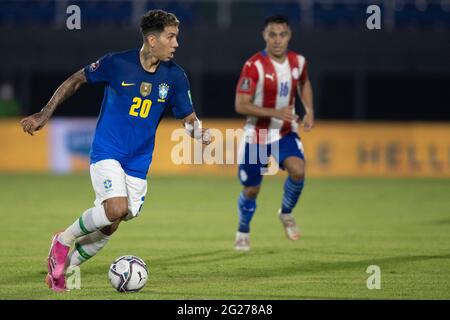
[240,78,251,91]
[89,61,99,72]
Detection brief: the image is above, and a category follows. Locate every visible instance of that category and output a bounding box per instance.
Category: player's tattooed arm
[298,78,314,132]
[182,112,211,145]
[20,69,87,135]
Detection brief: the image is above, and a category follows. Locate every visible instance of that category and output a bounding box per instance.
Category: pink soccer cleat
[46,233,70,292]
[45,273,67,292]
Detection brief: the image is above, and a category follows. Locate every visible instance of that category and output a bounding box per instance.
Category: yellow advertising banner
[0,119,49,172]
[0,119,449,177]
[298,122,450,177]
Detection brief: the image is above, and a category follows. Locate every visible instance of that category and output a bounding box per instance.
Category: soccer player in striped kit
[234,15,314,251]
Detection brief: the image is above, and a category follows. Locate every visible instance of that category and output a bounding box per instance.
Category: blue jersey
[84,49,194,179]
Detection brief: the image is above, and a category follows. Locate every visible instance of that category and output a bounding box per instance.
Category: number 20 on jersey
[129,97,152,118]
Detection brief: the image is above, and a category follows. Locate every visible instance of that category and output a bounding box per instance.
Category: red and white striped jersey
[236,50,308,144]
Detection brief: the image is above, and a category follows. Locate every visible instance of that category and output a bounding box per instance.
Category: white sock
[66,230,111,267]
[58,205,112,246]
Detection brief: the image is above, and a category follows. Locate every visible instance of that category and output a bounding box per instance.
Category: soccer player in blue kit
[20,10,211,291]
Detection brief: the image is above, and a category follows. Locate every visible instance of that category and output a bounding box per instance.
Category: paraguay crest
[158,83,169,102]
[140,82,152,97]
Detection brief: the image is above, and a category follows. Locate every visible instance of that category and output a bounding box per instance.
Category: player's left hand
[302,113,314,132]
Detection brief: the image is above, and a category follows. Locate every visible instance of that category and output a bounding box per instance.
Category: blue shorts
[238,132,305,186]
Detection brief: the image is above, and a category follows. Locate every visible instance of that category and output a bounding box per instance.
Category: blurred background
[2,1,450,300]
[0,0,449,177]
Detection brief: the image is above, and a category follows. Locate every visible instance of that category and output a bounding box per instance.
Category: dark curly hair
[140,9,179,39]
[264,15,290,28]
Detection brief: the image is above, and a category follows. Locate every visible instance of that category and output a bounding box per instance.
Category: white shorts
[90,159,147,221]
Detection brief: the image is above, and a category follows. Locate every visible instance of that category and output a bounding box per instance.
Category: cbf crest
[158,83,169,102]
[140,82,152,97]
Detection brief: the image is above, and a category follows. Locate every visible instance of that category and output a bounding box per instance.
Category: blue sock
[237,191,256,233]
[281,177,304,214]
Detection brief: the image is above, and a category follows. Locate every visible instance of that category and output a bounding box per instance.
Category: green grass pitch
[0,174,449,299]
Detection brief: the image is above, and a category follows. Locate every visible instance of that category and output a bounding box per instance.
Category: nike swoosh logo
[121,81,135,87]
[265,74,274,81]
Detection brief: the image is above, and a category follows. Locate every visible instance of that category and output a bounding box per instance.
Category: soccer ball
[108,255,148,292]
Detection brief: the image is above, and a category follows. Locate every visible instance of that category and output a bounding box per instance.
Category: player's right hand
[20,111,48,136]
[274,105,299,122]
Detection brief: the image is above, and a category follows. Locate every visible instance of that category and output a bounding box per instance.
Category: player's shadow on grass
[151,249,248,267]
[83,249,450,276]
[82,250,450,282]
[73,249,246,276]
[227,252,450,279]
[430,218,450,225]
